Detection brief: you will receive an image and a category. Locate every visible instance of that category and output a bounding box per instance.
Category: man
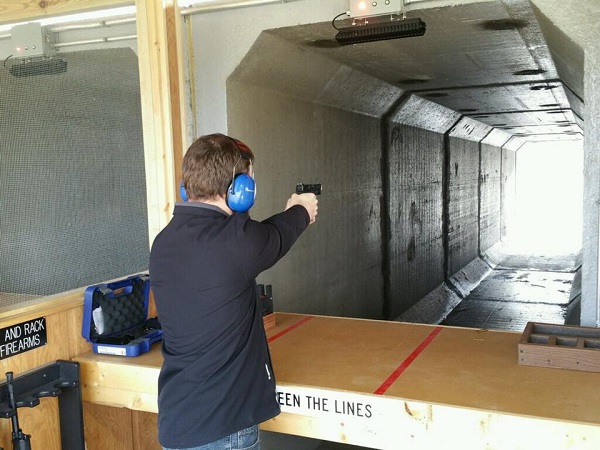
[149,133,318,450]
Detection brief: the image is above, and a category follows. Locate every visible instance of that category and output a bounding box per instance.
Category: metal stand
[0,361,85,450]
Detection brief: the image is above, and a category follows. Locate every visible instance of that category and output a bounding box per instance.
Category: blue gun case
[82,274,162,356]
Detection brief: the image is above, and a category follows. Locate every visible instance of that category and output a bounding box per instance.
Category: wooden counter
[73,313,600,449]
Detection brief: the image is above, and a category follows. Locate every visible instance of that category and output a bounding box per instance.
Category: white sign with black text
[275,384,404,422]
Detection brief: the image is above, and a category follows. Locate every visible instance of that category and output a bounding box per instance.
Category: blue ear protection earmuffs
[180,180,188,202]
[180,135,256,213]
[226,136,256,212]
[227,172,256,212]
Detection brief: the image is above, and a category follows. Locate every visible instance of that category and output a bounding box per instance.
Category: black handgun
[296,183,322,195]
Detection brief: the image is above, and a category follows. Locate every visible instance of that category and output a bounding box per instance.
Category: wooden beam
[166,0,187,200]
[136,0,187,244]
[0,0,132,24]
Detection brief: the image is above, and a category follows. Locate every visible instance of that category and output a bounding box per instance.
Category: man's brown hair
[182,133,254,201]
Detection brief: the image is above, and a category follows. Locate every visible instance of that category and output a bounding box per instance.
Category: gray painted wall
[582,48,600,327]
[525,0,599,324]
[190,0,349,137]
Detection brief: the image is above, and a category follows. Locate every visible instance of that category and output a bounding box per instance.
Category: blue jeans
[162,425,260,450]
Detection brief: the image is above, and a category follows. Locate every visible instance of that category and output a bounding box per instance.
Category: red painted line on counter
[374,326,443,395]
[268,316,315,343]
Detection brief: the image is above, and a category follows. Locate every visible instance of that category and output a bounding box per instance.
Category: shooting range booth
[1,0,600,449]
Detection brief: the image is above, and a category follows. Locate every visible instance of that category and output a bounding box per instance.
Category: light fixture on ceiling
[335,17,426,45]
[350,0,405,19]
[6,23,67,77]
[333,0,426,45]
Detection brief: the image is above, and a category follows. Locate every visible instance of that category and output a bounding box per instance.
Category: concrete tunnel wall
[447,120,493,278]
[189,0,600,326]
[481,130,511,252]
[227,30,514,321]
[387,97,457,319]
[227,30,399,319]
[534,0,600,327]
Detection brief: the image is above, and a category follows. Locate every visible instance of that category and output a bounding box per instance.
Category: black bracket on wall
[0,360,85,450]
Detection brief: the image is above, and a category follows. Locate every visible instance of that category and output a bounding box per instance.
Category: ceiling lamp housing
[336,17,426,45]
[350,0,404,18]
[8,22,67,77]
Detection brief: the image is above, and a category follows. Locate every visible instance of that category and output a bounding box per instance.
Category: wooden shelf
[519,322,600,372]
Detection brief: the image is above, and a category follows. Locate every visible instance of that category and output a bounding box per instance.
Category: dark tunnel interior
[227,0,586,330]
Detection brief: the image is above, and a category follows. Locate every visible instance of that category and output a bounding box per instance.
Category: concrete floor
[443,252,580,332]
[263,251,580,449]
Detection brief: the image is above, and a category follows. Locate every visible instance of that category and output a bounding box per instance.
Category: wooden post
[136,0,187,245]
[0,0,131,23]
[166,1,187,196]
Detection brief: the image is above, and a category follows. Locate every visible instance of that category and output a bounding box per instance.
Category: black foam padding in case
[92,278,146,337]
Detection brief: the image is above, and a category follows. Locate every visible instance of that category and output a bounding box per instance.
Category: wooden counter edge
[261,403,600,449]
[0,289,84,325]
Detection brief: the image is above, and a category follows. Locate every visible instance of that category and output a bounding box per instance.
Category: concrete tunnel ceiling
[261,0,584,146]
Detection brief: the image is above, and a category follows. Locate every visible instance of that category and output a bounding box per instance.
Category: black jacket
[149,202,309,448]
